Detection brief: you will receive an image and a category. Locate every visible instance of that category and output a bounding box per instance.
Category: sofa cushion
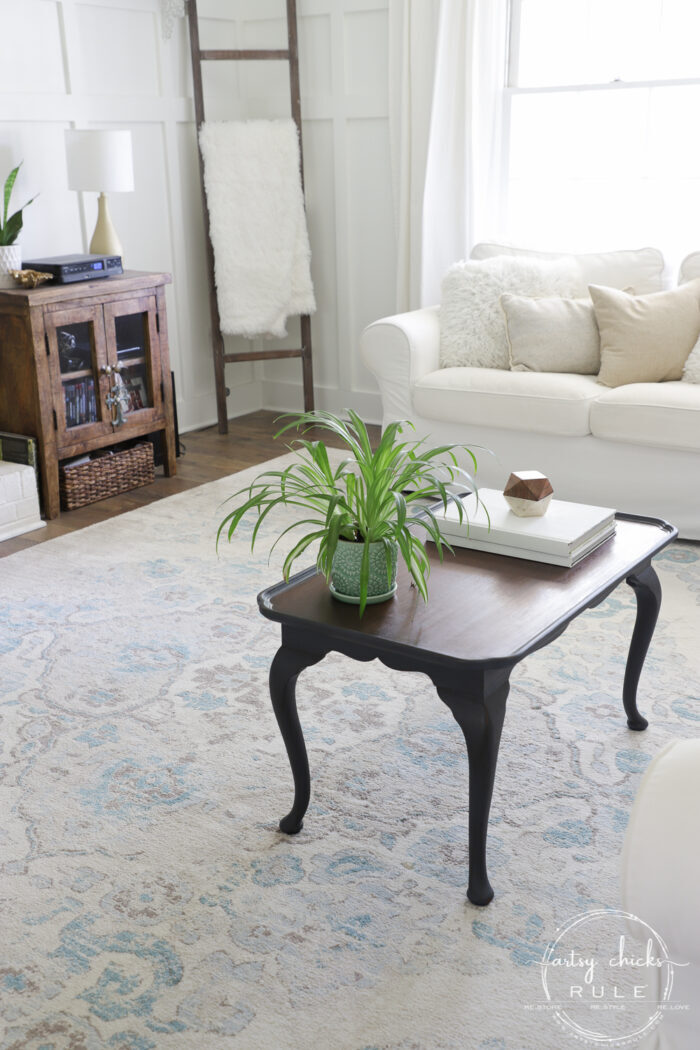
[678,251,700,284]
[439,255,584,370]
[471,243,665,294]
[413,368,600,436]
[591,281,700,387]
[500,293,600,374]
[590,382,700,451]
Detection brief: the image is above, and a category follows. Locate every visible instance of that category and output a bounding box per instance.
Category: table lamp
[65,129,134,257]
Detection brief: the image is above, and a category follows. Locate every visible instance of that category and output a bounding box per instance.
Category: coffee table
[257,513,676,906]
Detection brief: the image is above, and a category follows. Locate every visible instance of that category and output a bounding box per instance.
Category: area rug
[1,456,698,1050]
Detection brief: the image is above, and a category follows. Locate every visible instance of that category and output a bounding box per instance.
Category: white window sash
[507,76,700,96]
[507,0,700,93]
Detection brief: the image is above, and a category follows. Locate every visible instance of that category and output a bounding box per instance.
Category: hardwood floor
[0,411,381,559]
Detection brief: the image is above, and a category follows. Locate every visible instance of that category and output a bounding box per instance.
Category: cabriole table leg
[624,565,662,731]
[269,643,325,834]
[435,673,510,906]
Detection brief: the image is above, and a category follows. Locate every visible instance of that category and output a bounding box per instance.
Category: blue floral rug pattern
[0,459,698,1049]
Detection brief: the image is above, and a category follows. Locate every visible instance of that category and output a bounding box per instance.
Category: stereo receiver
[22,254,123,284]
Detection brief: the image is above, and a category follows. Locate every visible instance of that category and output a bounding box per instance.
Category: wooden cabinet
[0,271,176,518]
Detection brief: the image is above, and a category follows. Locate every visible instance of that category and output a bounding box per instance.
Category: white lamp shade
[65,129,134,193]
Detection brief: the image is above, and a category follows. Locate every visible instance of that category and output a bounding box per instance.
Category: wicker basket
[59,442,155,510]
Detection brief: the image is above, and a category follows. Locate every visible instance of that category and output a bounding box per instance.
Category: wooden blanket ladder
[188,0,315,434]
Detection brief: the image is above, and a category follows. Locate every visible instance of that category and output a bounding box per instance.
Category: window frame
[506,0,700,93]
[500,0,700,252]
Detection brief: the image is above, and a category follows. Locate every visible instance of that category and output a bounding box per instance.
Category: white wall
[0,0,394,432]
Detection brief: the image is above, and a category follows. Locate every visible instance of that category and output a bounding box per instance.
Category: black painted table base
[258,515,675,906]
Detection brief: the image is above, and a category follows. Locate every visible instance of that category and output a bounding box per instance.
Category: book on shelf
[433,488,616,567]
[0,431,37,469]
[63,377,97,427]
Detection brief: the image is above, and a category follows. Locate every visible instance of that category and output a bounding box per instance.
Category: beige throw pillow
[590,281,700,387]
[500,294,600,374]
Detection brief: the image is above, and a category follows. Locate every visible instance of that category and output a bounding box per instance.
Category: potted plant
[0,163,37,288]
[217,409,483,615]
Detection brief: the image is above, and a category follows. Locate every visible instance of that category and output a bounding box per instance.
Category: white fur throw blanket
[440,255,586,369]
[198,120,316,339]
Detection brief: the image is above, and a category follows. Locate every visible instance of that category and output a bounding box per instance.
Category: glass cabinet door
[104,296,161,423]
[46,305,108,442]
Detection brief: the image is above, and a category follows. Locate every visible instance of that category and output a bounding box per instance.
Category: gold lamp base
[89,192,123,257]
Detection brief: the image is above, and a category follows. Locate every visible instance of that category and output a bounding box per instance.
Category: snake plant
[0,163,36,246]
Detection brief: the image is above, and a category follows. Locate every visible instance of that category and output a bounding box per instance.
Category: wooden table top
[258,515,676,668]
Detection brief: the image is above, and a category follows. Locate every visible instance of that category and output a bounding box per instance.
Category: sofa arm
[360,306,440,426]
[621,738,700,1049]
[622,739,700,959]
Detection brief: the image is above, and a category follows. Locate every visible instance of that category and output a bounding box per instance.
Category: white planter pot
[0,244,21,288]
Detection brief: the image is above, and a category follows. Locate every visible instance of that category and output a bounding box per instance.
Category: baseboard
[177,379,383,433]
[260,379,382,426]
[177,379,263,433]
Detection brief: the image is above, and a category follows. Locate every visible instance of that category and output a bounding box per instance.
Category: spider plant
[217,409,483,615]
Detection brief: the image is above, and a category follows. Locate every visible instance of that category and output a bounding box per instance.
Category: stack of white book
[433,488,616,567]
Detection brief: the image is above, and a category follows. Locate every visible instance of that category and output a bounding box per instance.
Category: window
[504,0,700,269]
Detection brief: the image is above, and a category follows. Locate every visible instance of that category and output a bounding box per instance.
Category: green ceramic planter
[330,538,398,605]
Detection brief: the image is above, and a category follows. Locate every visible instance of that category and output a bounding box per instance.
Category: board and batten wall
[0,0,395,432]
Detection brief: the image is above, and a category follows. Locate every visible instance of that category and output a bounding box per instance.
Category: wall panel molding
[0,0,391,432]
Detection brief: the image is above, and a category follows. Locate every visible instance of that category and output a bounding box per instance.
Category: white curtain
[419,0,509,306]
[388,0,441,313]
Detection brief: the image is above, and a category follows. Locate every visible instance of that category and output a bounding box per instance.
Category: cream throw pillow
[500,294,600,374]
[439,255,585,370]
[590,281,700,387]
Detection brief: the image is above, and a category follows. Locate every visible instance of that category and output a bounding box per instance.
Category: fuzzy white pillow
[439,255,586,369]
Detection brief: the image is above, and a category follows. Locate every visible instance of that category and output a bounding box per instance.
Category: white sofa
[622,739,700,1050]
[360,245,700,539]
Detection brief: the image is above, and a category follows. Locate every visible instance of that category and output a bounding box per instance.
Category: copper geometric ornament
[504,470,553,501]
[503,470,554,517]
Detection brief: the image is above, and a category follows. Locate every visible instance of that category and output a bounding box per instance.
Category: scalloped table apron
[257,513,676,906]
